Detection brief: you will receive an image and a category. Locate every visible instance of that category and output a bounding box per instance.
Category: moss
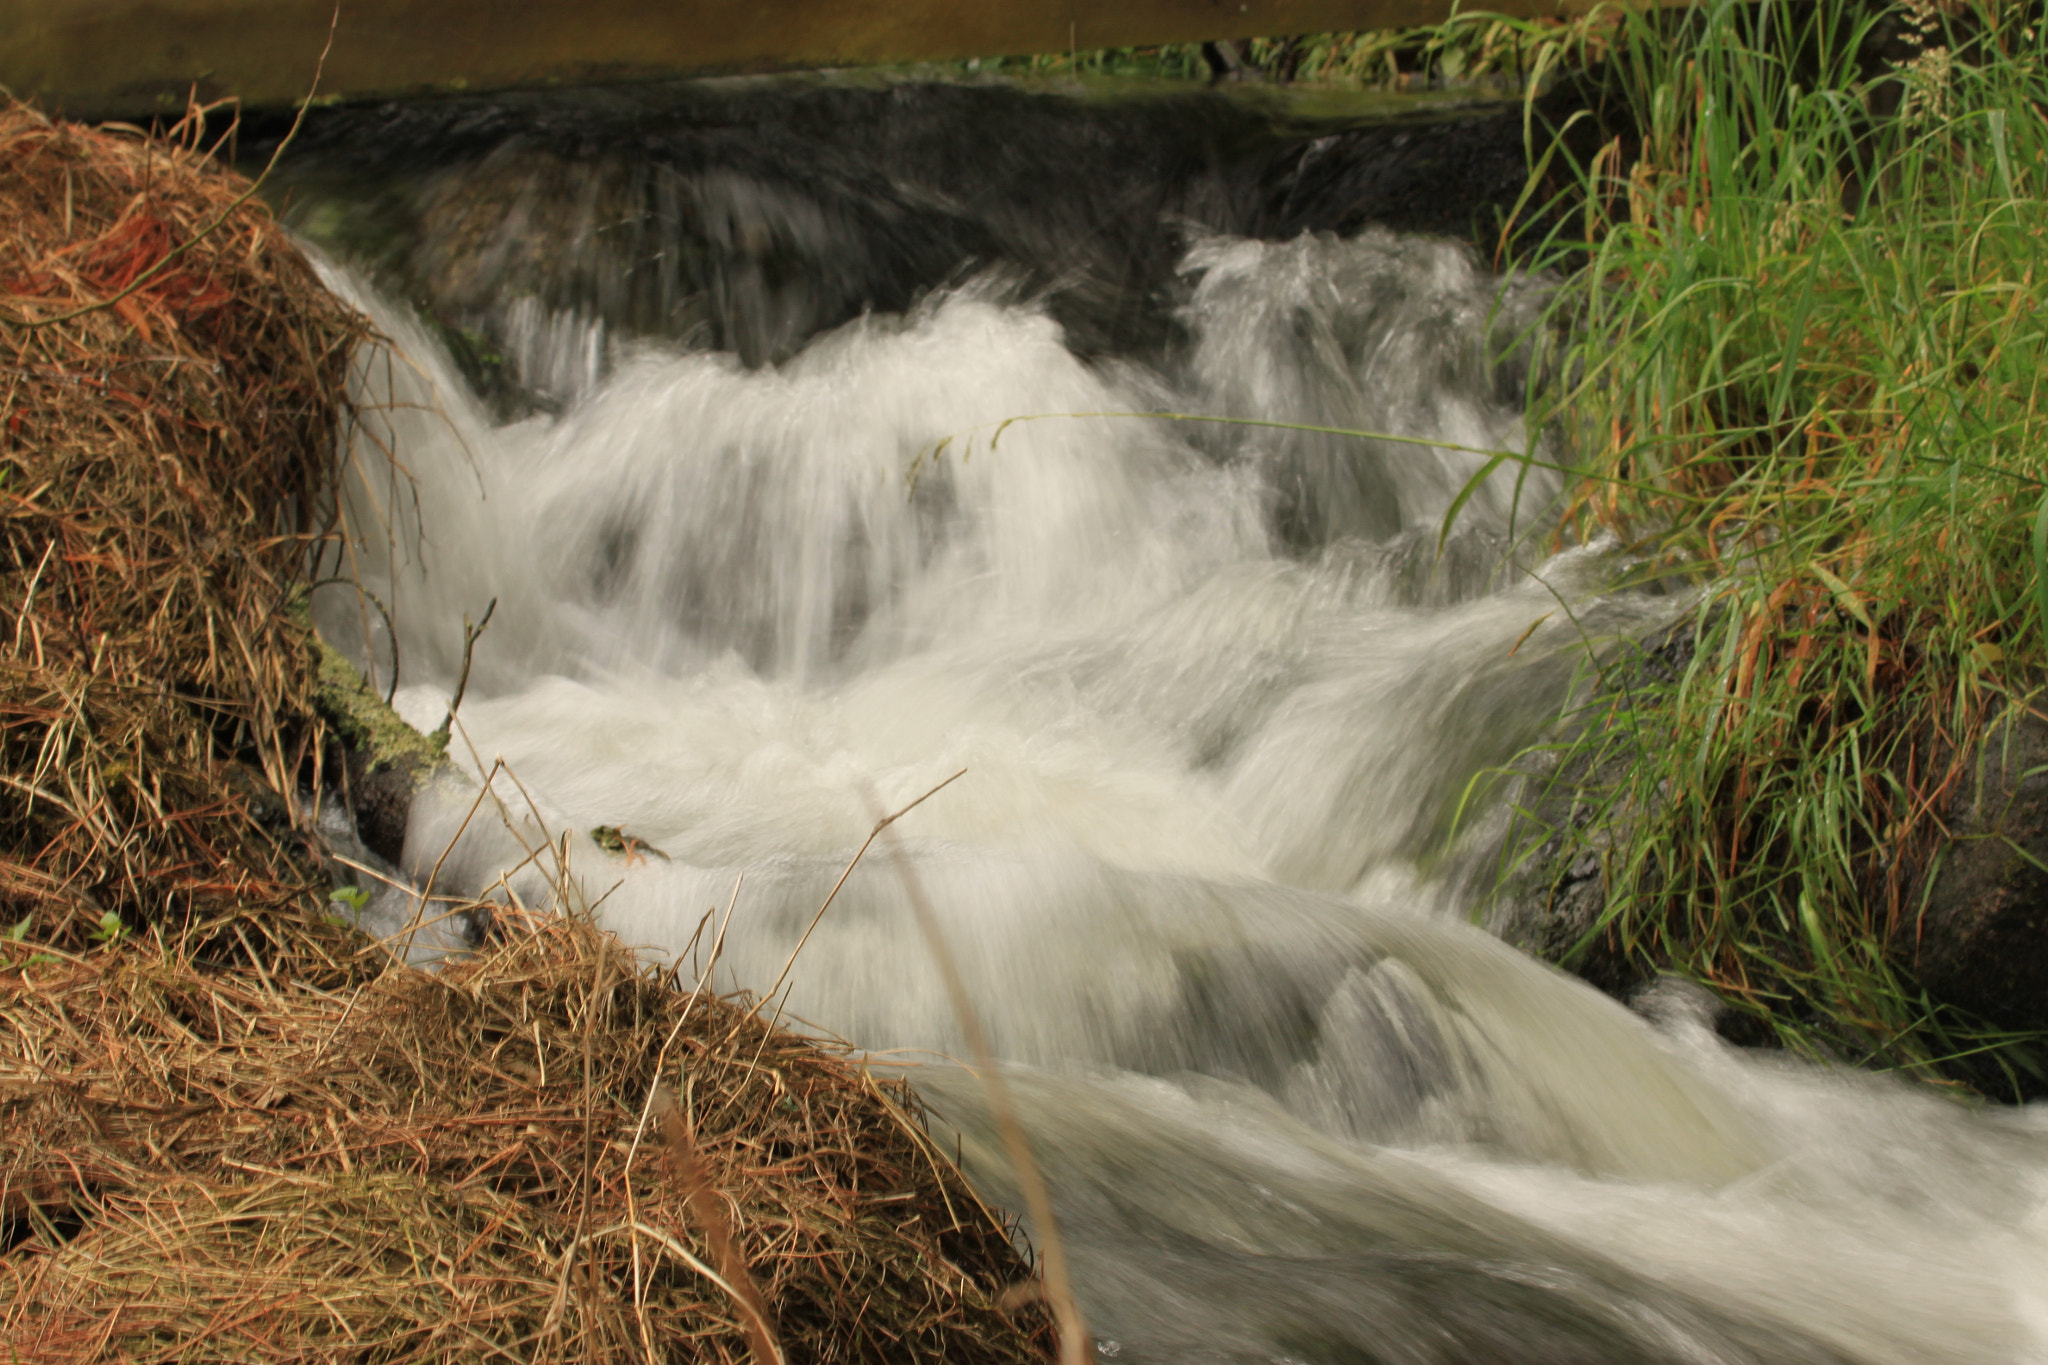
[313,636,446,772]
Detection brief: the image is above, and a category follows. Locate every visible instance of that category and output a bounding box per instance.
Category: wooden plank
[0,0,1602,120]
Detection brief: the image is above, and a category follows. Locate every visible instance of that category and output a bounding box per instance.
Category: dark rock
[341,749,426,867]
[1488,620,1694,1002]
[243,77,1580,394]
[310,637,446,867]
[1493,793,1649,1004]
[1914,707,2048,1033]
[1498,613,2048,1056]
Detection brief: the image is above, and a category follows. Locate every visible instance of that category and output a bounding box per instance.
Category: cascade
[292,79,2048,1364]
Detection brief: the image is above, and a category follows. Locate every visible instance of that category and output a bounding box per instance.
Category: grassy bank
[1497,0,2048,1096]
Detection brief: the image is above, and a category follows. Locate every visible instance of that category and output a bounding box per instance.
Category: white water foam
[314,231,2048,1364]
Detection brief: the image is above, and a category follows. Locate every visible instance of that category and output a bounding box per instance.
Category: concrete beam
[0,0,1601,121]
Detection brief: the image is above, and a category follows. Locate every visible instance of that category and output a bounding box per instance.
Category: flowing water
[287,79,2048,1364]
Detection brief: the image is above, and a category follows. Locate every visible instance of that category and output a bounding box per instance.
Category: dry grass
[0,97,1054,1362]
[2,911,1053,1363]
[0,96,359,959]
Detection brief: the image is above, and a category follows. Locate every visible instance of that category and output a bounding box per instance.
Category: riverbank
[0,98,1052,1362]
[1491,0,2048,1098]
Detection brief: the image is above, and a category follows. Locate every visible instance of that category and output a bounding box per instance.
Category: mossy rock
[313,636,445,863]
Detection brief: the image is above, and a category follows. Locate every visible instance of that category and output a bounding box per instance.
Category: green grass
[1494,0,2048,1097]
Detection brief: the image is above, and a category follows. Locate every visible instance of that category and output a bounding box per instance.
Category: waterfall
[295,80,2048,1364]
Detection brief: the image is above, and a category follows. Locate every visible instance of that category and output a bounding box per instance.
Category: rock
[340,748,426,867]
[311,637,446,865]
[1496,613,2048,1055]
[1488,622,1694,1002]
[1913,706,2048,1032]
[1493,791,1651,1004]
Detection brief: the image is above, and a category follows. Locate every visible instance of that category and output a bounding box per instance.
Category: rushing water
[294,79,2048,1365]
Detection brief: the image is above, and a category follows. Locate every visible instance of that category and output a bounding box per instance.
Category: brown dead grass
[0,96,357,958]
[2,911,1053,1363]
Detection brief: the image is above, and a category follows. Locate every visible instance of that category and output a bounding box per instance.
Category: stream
[282,76,2048,1364]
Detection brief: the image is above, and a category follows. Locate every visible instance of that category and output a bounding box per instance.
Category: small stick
[624,877,740,1365]
[627,874,745,1175]
[651,1083,784,1365]
[760,768,966,1009]
[11,541,56,656]
[445,716,553,877]
[866,785,1090,1365]
[306,576,402,706]
[397,758,503,964]
[539,936,618,1346]
[435,598,497,742]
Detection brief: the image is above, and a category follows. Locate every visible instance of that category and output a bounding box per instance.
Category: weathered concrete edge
[4,0,1649,120]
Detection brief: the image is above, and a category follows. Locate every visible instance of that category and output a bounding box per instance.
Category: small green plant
[330,884,371,915]
[1274,15,1619,91]
[91,910,126,945]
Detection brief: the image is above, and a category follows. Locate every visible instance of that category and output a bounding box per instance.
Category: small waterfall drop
[296,81,2048,1365]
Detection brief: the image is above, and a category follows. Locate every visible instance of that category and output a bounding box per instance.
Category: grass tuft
[1499,0,2048,1096]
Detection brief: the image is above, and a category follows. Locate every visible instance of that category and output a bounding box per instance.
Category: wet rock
[246,77,1580,392]
[340,748,426,867]
[1487,623,1692,1002]
[1497,619,2048,1049]
[311,638,445,865]
[1492,793,1653,1005]
[1914,706,2048,1032]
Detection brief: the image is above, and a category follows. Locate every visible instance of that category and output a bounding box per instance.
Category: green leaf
[1988,109,2014,199]
[2032,489,2048,643]
[1810,563,1873,630]
[1436,449,1511,554]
